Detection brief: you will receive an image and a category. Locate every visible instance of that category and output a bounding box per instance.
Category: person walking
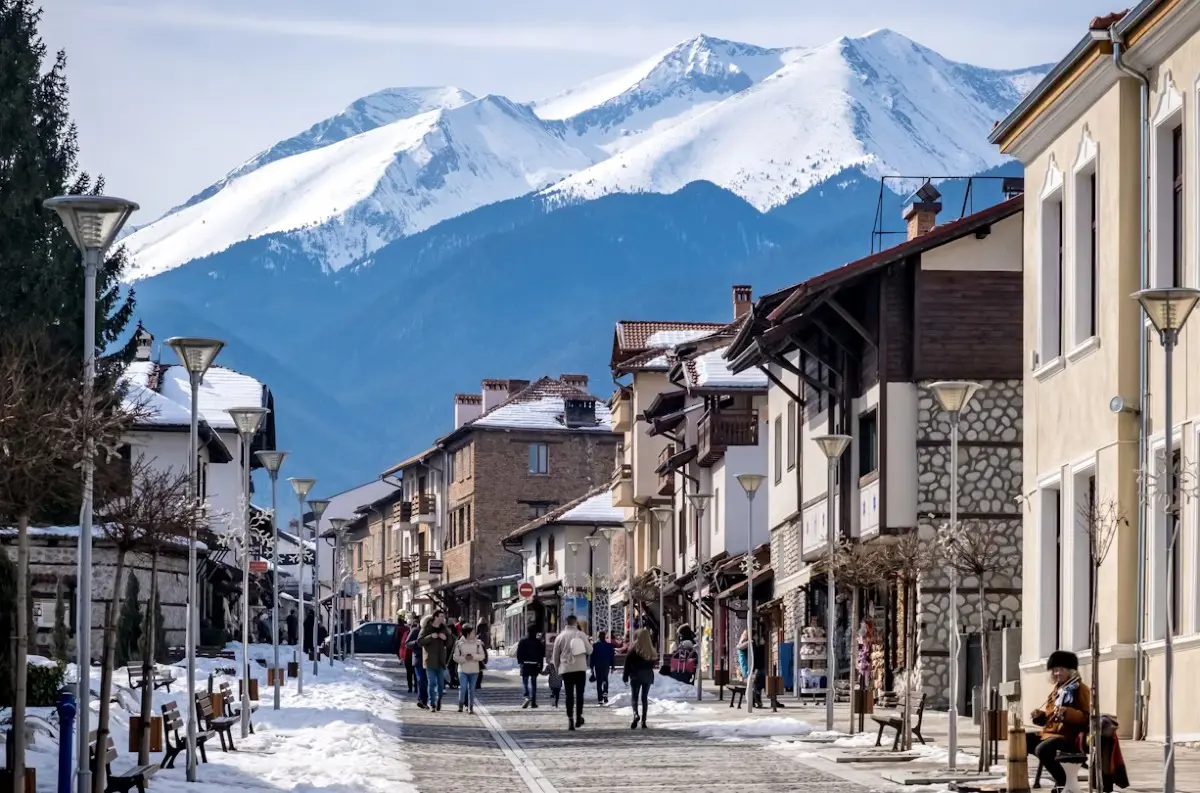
[402,616,419,693]
[419,611,453,711]
[409,617,428,708]
[516,625,545,708]
[447,620,462,690]
[303,610,315,658]
[590,630,615,704]
[476,621,491,690]
[286,608,299,646]
[551,615,592,731]
[623,627,656,730]
[453,625,486,713]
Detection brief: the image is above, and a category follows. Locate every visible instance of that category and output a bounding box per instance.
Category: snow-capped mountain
[547,30,1046,210]
[121,29,1047,282]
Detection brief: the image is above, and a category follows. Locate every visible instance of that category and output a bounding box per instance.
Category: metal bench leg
[914,727,926,745]
[892,728,901,751]
[1034,759,1043,788]
[876,724,885,747]
[199,742,208,764]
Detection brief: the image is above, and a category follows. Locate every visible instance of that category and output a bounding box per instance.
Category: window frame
[858,409,879,479]
[773,415,783,484]
[786,401,797,471]
[1037,157,1066,371]
[528,443,549,475]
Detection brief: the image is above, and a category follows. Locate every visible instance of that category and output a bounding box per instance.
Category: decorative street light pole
[927,381,983,770]
[44,194,139,793]
[735,473,765,714]
[568,541,583,625]
[650,507,673,657]
[166,338,224,782]
[586,536,602,631]
[255,451,288,710]
[1134,286,1200,793]
[686,492,712,701]
[226,406,269,738]
[812,435,850,732]
[622,517,637,638]
[328,517,350,664]
[306,499,330,677]
[287,479,316,695]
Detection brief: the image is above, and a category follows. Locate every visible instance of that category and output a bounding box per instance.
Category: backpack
[570,634,587,656]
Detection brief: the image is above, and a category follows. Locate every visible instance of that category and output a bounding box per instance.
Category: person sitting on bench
[1027,650,1091,793]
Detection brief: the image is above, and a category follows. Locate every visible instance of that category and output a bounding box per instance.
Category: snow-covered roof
[0,524,207,551]
[686,347,768,390]
[122,361,192,426]
[462,377,613,434]
[122,359,267,431]
[506,485,623,540]
[645,328,714,348]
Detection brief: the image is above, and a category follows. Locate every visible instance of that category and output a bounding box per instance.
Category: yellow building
[991,1,1200,741]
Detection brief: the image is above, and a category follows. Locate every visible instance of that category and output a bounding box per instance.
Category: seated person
[1027,650,1091,792]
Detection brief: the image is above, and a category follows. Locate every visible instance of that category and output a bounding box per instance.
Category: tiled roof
[684,346,768,390]
[127,359,267,432]
[506,485,624,540]
[380,445,438,477]
[457,377,613,434]
[615,321,725,352]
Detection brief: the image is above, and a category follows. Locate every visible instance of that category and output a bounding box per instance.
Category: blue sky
[43,0,1113,219]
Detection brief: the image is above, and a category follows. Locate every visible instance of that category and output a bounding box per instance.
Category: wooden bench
[194,694,238,751]
[872,692,927,750]
[159,701,212,769]
[88,732,157,793]
[127,667,174,692]
[219,682,257,734]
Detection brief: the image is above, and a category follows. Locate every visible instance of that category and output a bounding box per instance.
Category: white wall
[631,371,673,498]
[885,383,919,529]
[714,434,770,556]
[518,524,615,585]
[767,353,801,530]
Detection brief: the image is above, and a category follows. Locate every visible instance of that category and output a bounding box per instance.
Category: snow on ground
[20,644,413,793]
[605,672,703,707]
[662,716,817,740]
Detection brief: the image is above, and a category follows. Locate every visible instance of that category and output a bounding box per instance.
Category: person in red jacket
[396,615,416,692]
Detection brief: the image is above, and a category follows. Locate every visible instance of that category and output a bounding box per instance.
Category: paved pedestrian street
[386,661,867,793]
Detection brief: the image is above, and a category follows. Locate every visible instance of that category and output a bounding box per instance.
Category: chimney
[506,378,530,394]
[454,393,483,428]
[134,323,154,361]
[733,285,753,320]
[560,374,589,390]
[563,397,597,428]
[902,181,941,240]
[481,378,509,412]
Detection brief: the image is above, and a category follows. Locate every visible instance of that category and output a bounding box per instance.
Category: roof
[380,446,438,478]
[683,346,768,391]
[611,321,726,373]
[505,485,624,541]
[155,363,268,431]
[312,478,403,539]
[439,376,613,444]
[121,361,234,463]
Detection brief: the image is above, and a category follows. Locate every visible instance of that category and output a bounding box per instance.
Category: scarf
[1054,671,1082,709]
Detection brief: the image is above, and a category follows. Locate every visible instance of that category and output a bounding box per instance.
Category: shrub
[27,661,65,707]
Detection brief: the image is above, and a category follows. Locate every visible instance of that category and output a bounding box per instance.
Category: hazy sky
[42,0,1111,219]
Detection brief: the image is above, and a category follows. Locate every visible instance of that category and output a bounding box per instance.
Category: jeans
[562,671,586,722]
[426,667,447,706]
[593,667,610,702]
[404,658,416,691]
[458,673,478,707]
[1027,734,1076,787]
[521,672,538,704]
[630,677,650,719]
[415,666,428,705]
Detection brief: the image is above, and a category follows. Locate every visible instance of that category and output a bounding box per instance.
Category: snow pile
[605,672,703,707]
[662,716,817,739]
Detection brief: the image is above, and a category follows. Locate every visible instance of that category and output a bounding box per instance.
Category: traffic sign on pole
[518,581,534,599]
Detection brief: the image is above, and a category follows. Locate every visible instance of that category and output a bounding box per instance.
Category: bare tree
[937,518,1019,771]
[0,335,135,789]
[881,531,937,751]
[829,541,890,733]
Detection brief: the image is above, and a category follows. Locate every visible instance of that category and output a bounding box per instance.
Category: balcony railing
[612,463,634,508]
[411,552,441,580]
[697,409,759,466]
[657,444,676,496]
[412,494,435,523]
[393,501,413,525]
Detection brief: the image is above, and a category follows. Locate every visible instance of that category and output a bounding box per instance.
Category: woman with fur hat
[1026,650,1091,792]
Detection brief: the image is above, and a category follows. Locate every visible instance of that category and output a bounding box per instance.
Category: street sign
[427,558,444,577]
[249,560,269,574]
[518,581,534,600]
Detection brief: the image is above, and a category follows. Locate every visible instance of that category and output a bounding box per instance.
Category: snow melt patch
[663,716,817,740]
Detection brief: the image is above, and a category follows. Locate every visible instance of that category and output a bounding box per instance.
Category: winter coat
[419,621,453,670]
[590,640,615,672]
[516,637,545,676]
[623,651,656,686]
[551,627,592,675]
[453,637,486,675]
[396,625,410,661]
[1035,675,1091,742]
[406,626,425,669]
[286,613,298,645]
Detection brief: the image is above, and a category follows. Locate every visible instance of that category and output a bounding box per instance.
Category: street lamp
[287,479,316,694]
[686,492,712,701]
[1134,286,1200,793]
[305,498,330,677]
[568,541,583,625]
[622,517,638,638]
[166,337,224,782]
[586,536,602,632]
[927,381,982,769]
[650,507,673,657]
[735,473,765,713]
[519,547,535,633]
[226,406,269,738]
[812,435,850,730]
[255,450,288,711]
[45,194,139,793]
[328,517,350,664]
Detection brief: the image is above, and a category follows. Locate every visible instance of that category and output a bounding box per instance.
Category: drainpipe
[1112,25,1151,741]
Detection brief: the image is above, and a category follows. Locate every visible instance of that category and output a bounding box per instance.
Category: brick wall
[913,269,1023,380]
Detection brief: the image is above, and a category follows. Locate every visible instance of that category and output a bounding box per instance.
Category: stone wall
[914,379,1023,711]
[769,518,806,640]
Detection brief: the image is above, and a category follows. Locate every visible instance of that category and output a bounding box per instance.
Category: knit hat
[1047,650,1079,671]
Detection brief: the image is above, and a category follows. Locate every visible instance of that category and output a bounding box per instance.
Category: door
[963,632,982,717]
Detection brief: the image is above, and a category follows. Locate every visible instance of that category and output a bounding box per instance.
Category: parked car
[321,621,398,655]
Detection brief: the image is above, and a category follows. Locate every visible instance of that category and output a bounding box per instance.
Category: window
[1071,470,1096,651]
[1039,189,1064,363]
[1036,483,1062,657]
[713,488,720,535]
[528,504,551,520]
[448,452,456,482]
[465,504,472,541]
[547,535,556,571]
[535,538,542,573]
[786,401,797,471]
[678,506,686,550]
[774,415,783,484]
[1072,159,1099,345]
[529,443,549,474]
[858,410,878,478]
[197,456,208,502]
[1172,125,1184,288]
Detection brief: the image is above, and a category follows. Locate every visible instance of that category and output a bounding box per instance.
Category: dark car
[322,621,398,655]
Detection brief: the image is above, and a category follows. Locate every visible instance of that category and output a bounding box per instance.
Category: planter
[766,676,786,697]
[287,662,299,678]
[267,668,283,686]
[713,668,730,687]
[239,678,260,701]
[128,715,163,753]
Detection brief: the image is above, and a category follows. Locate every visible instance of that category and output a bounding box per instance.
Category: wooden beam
[809,314,860,360]
[763,349,839,398]
[758,364,804,405]
[788,335,842,382]
[826,297,877,349]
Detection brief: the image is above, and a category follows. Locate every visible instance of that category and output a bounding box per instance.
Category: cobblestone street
[386,662,867,793]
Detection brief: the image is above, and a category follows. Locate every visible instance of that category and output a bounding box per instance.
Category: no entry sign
[518,581,534,599]
[249,560,269,574]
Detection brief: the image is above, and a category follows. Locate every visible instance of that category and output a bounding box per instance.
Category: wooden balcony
[393,556,414,587]
[657,444,676,496]
[697,409,759,467]
[412,494,435,524]
[412,552,441,581]
[393,501,412,526]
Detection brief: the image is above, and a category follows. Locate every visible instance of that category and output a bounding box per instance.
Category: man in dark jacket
[286,609,299,646]
[407,619,427,707]
[590,631,615,704]
[516,624,545,708]
[303,610,315,657]
[476,622,491,690]
[419,611,453,711]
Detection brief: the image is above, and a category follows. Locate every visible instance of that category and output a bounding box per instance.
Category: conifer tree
[115,573,142,668]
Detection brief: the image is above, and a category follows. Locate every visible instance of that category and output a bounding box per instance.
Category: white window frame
[1150,70,1184,289]
[1193,425,1200,636]
[1068,460,1097,652]
[1036,156,1065,375]
[1070,127,1100,355]
[1035,475,1063,659]
[1147,430,1184,641]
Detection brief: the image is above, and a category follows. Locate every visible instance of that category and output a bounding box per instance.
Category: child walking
[545,659,563,707]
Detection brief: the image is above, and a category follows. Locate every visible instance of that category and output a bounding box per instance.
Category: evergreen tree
[52,576,68,663]
[115,573,141,668]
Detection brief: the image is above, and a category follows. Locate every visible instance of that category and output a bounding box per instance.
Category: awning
[641,390,686,421]
[714,565,774,601]
[505,601,528,617]
[654,445,698,476]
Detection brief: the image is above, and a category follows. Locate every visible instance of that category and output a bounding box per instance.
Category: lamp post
[44,195,139,793]
[255,451,288,710]
[305,498,330,677]
[165,337,223,782]
[686,492,712,701]
[328,517,350,664]
[1134,287,1200,793]
[586,536,601,632]
[568,541,583,626]
[287,480,316,695]
[735,473,766,714]
[812,435,850,731]
[622,517,637,638]
[927,381,983,770]
[226,407,269,738]
[650,507,673,657]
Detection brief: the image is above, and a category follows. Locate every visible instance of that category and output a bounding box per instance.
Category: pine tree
[52,576,68,663]
[115,573,141,668]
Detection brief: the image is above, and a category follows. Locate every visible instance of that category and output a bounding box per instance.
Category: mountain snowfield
[121,28,1048,281]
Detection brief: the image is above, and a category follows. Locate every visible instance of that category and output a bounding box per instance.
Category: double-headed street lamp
[306,499,331,676]
[1134,286,1200,793]
[255,450,288,710]
[622,517,637,637]
[286,479,316,694]
[686,492,712,701]
[165,337,224,782]
[226,407,269,738]
[650,507,674,657]
[45,194,139,793]
[585,535,602,631]
[812,435,850,731]
[735,473,765,714]
[328,517,350,663]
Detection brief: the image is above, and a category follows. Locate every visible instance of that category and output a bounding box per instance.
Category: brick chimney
[481,379,509,412]
[902,182,942,240]
[733,285,753,320]
[560,374,589,390]
[454,393,483,428]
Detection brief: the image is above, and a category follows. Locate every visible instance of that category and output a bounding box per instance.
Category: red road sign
[518,581,534,599]
[249,560,269,574]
